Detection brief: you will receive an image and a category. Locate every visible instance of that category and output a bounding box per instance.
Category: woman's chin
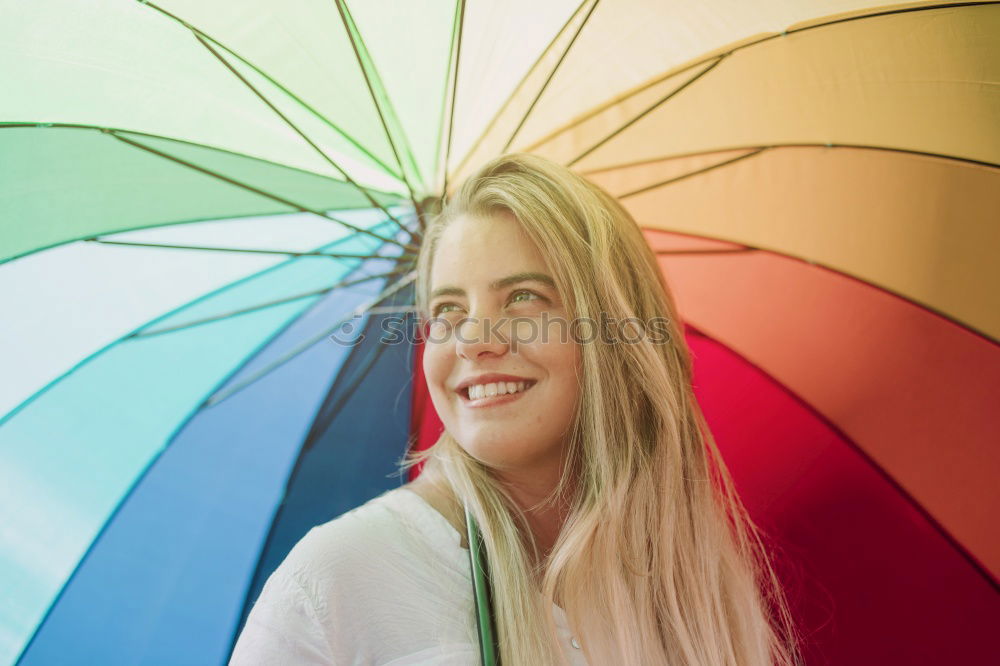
[456,433,560,471]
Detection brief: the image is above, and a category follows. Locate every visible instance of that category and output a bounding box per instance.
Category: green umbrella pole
[465,504,500,666]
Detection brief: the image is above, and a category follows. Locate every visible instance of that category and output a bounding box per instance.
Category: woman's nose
[455,312,509,360]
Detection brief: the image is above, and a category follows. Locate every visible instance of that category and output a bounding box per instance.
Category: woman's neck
[407,468,574,566]
[494,473,573,562]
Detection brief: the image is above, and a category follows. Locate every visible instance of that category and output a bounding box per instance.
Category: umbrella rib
[202,271,417,408]
[139,0,404,183]
[129,268,412,339]
[107,130,417,252]
[703,224,1000,344]
[584,143,1000,185]
[299,331,394,454]
[646,231,1000,345]
[87,237,412,261]
[500,0,601,154]
[2,206,404,268]
[439,0,466,198]
[517,62,703,155]
[615,147,767,199]
[653,248,754,256]
[191,33,415,240]
[566,57,726,168]
[333,0,424,203]
[363,304,418,315]
[448,0,594,179]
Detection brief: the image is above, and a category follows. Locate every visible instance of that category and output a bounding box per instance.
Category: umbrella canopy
[2,1,998,664]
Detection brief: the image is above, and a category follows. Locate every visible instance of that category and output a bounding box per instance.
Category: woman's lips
[460,381,537,409]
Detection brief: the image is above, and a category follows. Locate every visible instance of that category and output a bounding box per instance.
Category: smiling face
[423,210,582,483]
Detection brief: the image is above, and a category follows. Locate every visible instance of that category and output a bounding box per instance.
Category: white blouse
[230,486,589,665]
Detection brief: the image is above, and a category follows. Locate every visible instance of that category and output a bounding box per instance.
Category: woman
[231,154,800,665]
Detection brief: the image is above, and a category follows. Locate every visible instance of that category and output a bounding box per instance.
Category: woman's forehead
[430,213,550,283]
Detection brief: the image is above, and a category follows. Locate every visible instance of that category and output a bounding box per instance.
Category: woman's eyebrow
[429,272,555,299]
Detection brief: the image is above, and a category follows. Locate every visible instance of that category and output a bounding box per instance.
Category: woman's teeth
[467,381,530,400]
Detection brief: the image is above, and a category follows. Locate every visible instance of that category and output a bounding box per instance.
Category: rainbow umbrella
[2,1,998,664]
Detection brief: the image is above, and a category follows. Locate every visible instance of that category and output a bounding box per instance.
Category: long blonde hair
[403,153,801,665]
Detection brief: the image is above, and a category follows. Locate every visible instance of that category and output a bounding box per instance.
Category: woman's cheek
[424,318,454,347]
[509,314,553,352]
[422,341,452,403]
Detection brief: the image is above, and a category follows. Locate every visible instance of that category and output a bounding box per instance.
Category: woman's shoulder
[277,485,469,601]
[233,487,478,663]
[280,487,414,577]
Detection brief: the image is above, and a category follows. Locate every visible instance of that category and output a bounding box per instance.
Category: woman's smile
[458,379,538,408]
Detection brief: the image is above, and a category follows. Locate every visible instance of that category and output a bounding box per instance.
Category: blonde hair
[402,153,801,665]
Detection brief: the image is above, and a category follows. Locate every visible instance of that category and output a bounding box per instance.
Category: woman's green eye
[510,290,538,304]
